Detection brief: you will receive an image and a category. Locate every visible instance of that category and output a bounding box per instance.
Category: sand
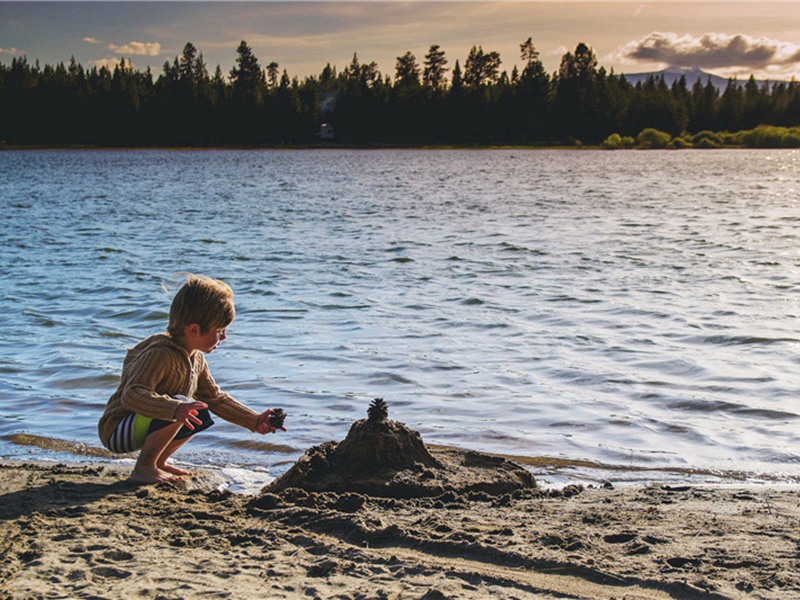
[1,461,798,600]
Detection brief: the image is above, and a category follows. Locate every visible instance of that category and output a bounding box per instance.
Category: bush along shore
[603,125,800,149]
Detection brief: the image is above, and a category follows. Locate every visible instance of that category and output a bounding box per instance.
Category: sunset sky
[2,2,799,82]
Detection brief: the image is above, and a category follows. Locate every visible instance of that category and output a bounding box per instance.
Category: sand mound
[265,399,537,498]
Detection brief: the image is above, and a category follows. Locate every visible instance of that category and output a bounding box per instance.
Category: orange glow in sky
[1,2,799,81]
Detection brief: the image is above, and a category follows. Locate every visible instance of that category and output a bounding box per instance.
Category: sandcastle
[265,399,537,498]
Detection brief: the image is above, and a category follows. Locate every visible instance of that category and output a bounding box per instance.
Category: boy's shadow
[0,478,137,522]
[0,464,225,522]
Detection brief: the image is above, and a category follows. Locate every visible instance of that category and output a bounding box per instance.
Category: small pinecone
[367,398,388,423]
[269,408,287,429]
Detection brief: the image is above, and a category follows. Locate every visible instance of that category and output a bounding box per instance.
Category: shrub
[740,125,800,148]
[602,133,623,149]
[783,132,800,147]
[695,137,721,149]
[670,137,692,149]
[690,130,724,145]
[637,128,672,149]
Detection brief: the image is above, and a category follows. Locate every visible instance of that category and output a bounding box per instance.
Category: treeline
[1,39,799,147]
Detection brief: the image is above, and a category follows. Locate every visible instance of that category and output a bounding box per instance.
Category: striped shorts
[105,403,214,454]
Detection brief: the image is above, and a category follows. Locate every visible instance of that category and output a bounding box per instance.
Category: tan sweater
[98,333,259,446]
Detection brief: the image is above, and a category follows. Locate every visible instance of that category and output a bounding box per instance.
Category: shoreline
[0,143,594,152]
[6,433,799,492]
[1,459,798,599]
[0,142,765,152]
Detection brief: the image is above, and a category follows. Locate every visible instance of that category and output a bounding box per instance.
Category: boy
[99,274,282,483]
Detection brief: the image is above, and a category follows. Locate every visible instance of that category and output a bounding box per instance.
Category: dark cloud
[622,32,800,69]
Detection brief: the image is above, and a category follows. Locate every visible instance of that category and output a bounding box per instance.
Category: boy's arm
[121,348,183,421]
[194,355,259,432]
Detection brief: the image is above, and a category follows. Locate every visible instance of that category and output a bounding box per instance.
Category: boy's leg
[156,436,193,476]
[131,420,184,483]
[140,407,214,479]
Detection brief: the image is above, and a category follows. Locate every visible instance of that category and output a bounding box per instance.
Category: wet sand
[1,461,798,599]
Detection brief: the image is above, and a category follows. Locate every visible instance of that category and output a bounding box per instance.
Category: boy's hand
[174,401,208,431]
[256,409,286,434]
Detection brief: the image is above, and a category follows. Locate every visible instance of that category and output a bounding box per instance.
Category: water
[1,148,799,487]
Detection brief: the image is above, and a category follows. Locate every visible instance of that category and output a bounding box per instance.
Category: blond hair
[166,274,235,337]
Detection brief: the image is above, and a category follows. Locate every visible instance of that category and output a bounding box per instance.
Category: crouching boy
[98,274,282,483]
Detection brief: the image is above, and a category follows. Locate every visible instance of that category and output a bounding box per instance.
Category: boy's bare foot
[159,463,192,477]
[129,466,182,484]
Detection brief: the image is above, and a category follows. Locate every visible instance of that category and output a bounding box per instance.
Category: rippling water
[1,148,799,485]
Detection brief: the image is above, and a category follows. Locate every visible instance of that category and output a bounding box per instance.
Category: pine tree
[464,46,501,88]
[266,62,280,89]
[422,44,448,90]
[179,42,198,84]
[230,40,266,105]
[394,51,420,87]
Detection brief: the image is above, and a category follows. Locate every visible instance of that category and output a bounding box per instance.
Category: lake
[1,148,798,487]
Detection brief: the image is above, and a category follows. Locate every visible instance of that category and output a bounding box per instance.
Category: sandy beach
[1,461,798,600]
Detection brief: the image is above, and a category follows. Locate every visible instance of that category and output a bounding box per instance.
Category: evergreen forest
[1,39,799,148]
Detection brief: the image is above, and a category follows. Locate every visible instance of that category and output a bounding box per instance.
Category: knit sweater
[98,333,259,447]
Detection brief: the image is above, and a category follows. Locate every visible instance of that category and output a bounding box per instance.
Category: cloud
[107,41,161,57]
[0,47,19,55]
[89,57,126,71]
[545,46,569,58]
[83,37,101,44]
[619,32,800,70]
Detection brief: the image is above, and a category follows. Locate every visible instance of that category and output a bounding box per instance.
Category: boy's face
[197,326,227,353]
[183,324,228,354]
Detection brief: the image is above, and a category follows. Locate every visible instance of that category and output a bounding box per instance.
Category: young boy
[99,274,282,483]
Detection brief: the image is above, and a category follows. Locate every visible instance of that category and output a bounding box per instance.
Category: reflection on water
[1,148,799,486]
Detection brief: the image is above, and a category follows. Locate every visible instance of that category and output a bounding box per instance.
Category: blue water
[1,148,799,486]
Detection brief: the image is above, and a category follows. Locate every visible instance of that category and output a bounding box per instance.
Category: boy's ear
[185,323,201,337]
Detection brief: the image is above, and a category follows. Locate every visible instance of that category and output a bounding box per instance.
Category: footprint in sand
[665,556,702,569]
[91,565,133,579]
[101,549,134,562]
[603,532,636,544]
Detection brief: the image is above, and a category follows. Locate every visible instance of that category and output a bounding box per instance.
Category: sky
[2,1,800,82]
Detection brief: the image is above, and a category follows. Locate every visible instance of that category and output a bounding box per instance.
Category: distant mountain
[619,66,754,91]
